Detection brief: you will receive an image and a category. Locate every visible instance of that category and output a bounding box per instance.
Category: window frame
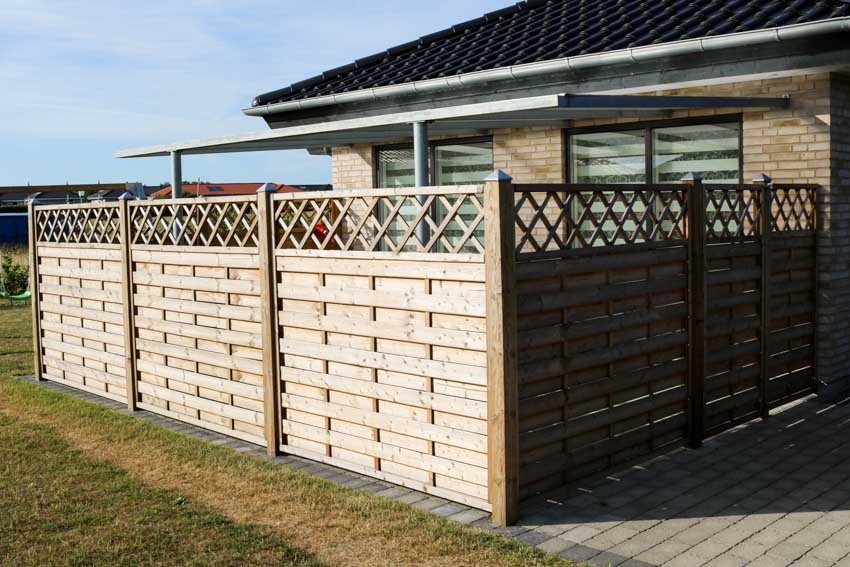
[565,114,744,185]
[373,135,494,188]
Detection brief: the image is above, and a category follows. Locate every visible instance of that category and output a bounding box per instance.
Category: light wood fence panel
[128,198,266,445]
[272,188,490,510]
[33,204,128,403]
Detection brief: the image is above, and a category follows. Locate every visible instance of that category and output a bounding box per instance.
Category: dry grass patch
[0,413,318,567]
[0,305,573,567]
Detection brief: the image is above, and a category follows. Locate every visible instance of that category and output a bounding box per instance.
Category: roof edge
[244,17,850,119]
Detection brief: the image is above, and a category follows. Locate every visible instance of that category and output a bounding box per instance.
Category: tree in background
[1,255,28,296]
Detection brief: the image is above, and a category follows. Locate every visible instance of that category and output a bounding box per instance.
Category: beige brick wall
[331,145,374,189]
[492,127,565,183]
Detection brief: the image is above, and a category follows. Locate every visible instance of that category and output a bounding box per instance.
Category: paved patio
[21,376,850,566]
[512,396,850,567]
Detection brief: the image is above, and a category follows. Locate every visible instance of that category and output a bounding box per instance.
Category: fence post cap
[752,173,773,184]
[680,172,702,183]
[257,183,278,193]
[485,170,513,182]
[118,192,135,201]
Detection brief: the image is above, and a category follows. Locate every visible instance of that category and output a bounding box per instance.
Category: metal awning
[116,94,787,158]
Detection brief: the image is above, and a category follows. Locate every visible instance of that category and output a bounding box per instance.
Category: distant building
[150,182,304,199]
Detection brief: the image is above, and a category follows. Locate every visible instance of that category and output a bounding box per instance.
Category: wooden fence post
[118,194,139,411]
[484,170,519,526]
[754,174,773,419]
[257,185,282,456]
[684,173,706,448]
[28,200,43,382]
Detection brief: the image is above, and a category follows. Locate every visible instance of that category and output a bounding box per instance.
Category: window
[375,139,492,253]
[653,123,741,184]
[566,118,742,246]
[568,118,742,185]
[376,148,417,188]
[433,141,494,185]
[376,139,493,188]
[569,130,646,184]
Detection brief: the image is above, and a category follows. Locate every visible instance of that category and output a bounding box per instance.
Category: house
[118,0,850,401]
[0,183,151,208]
[150,182,304,199]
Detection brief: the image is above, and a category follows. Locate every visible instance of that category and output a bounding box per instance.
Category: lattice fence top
[772,185,816,232]
[128,198,260,248]
[271,186,485,255]
[704,185,762,241]
[514,184,687,255]
[34,204,122,245]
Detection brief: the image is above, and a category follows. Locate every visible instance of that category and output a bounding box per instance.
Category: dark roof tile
[253,0,850,107]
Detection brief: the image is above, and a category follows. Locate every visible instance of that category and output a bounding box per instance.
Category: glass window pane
[569,130,646,184]
[434,142,493,185]
[377,148,415,188]
[652,123,741,184]
[434,142,491,253]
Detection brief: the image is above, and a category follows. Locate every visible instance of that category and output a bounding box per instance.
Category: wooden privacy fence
[29,175,818,526]
[29,186,493,513]
[510,176,818,509]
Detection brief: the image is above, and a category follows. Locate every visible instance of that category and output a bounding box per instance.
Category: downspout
[244,18,850,118]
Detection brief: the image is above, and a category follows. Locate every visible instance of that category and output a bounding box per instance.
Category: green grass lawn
[0,303,572,567]
[0,413,318,567]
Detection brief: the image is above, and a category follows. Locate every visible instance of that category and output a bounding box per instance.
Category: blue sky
[0,0,507,187]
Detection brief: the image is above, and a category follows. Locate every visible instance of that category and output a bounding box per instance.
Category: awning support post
[171,150,183,199]
[413,121,431,248]
[170,150,183,241]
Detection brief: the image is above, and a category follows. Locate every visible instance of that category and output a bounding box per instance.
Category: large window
[568,118,742,185]
[567,118,741,246]
[376,139,493,188]
[375,139,492,253]
[570,130,646,184]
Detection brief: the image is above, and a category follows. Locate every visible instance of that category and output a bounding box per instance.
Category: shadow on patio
[506,396,850,566]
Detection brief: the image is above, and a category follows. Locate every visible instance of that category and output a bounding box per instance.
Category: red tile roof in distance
[151,183,303,199]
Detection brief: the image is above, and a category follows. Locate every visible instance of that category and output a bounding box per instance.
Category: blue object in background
[0,214,28,243]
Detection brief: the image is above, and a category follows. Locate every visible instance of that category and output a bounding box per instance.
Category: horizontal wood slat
[277,253,489,508]
[36,236,129,401]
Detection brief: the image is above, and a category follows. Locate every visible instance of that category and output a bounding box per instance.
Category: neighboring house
[0,183,149,207]
[118,0,850,399]
[150,182,304,199]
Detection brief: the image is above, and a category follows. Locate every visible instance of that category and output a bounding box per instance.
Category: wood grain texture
[484,176,519,527]
[277,251,489,511]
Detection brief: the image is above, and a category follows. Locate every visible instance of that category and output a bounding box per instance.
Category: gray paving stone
[558,543,602,563]
[634,540,692,565]
[448,508,489,525]
[395,490,429,506]
[515,529,553,546]
[411,496,450,512]
[766,542,814,562]
[431,502,468,518]
[536,536,576,555]
[790,554,832,567]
